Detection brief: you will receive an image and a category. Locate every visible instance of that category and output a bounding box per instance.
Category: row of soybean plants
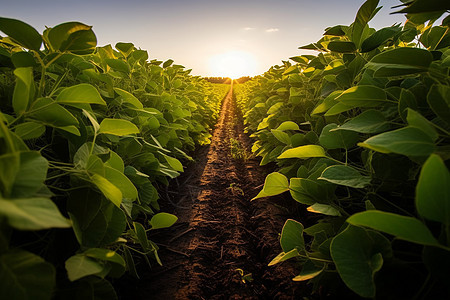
[0,18,229,299]
[235,0,450,298]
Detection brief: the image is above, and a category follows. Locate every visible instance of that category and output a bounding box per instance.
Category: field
[0,0,449,299]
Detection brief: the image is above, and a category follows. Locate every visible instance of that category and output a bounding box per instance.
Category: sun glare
[208,51,258,79]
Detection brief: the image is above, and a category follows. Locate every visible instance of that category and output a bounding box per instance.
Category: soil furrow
[118,85,305,299]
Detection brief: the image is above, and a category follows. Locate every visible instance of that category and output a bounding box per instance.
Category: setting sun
[208,50,258,79]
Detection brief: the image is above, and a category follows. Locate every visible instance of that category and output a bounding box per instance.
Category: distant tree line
[203,76,253,84]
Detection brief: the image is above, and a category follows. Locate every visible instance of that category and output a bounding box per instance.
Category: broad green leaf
[268,248,299,266]
[331,225,389,298]
[115,42,134,57]
[0,17,42,51]
[14,122,45,140]
[361,25,402,52]
[162,154,184,172]
[104,166,138,201]
[271,129,291,145]
[133,222,149,251]
[65,254,104,281]
[163,59,174,68]
[358,127,435,157]
[332,110,389,133]
[105,151,124,173]
[13,67,35,115]
[0,153,20,196]
[311,90,343,115]
[99,119,139,136]
[324,102,354,116]
[280,219,304,252]
[0,197,71,230]
[276,121,299,131]
[0,250,55,300]
[113,88,143,109]
[82,109,100,133]
[293,260,325,281]
[57,84,106,105]
[289,178,332,205]
[319,165,371,188]
[29,97,79,127]
[84,248,125,267]
[416,154,450,225]
[150,212,178,229]
[11,51,37,68]
[307,203,342,216]
[398,88,418,122]
[406,109,438,141]
[68,190,126,248]
[252,172,289,200]
[427,84,450,125]
[11,151,48,198]
[319,124,359,150]
[395,0,450,14]
[106,59,130,73]
[367,47,433,77]
[336,85,388,107]
[352,0,380,48]
[278,145,326,159]
[90,174,122,207]
[347,211,441,247]
[47,22,96,54]
[73,142,109,170]
[327,41,356,53]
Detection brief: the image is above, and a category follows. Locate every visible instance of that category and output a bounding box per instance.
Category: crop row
[0,18,229,299]
[235,0,450,298]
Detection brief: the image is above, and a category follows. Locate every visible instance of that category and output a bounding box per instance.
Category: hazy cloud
[265,28,279,33]
[243,27,256,31]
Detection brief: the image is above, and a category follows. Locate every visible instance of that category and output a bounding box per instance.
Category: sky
[1,0,407,77]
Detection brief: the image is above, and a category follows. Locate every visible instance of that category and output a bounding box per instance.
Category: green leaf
[395,0,450,14]
[14,122,45,140]
[47,22,96,54]
[11,151,48,198]
[327,41,356,53]
[358,127,435,156]
[416,154,450,225]
[307,203,342,216]
[0,17,42,51]
[105,151,124,173]
[115,42,134,57]
[0,197,71,230]
[293,260,325,281]
[361,25,402,52]
[311,90,343,115]
[367,47,433,77]
[278,145,326,159]
[161,154,184,172]
[427,84,450,125]
[252,172,289,200]
[90,174,122,207]
[133,222,149,251]
[150,212,178,229]
[336,85,388,107]
[268,248,299,266]
[98,119,139,136]
[276,121,300,131]
[29,97,79,127]
[331,225,389,298]
[57,84,106,105]
[113,88,143,109]
[163,59,174,68]
[352,0,380,48]
[11,51,37,68]
[280,219,304,252]
[319,124,359,150]
[13,67,35,115]
[84,248,125,267]
[332,110,389,133]
[347,211,441,247]
[106,59,130,73]
[0,250,55,300]
[319,165,371,188]
[406,109,438,141]
[65,254,104,281]
[271,129,291,145]
[289,178,334,205]
[104,166,138,201]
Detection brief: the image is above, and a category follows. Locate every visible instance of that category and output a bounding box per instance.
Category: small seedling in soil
[227,183,244,196]
[230,138,248,160]
[235,268,253,283]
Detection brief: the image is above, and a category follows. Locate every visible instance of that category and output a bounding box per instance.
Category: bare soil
[117,86,308,299]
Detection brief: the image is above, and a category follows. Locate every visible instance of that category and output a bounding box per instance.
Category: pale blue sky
[1,0,406,76]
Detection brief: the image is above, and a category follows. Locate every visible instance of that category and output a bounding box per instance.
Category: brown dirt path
[118,84,306,299]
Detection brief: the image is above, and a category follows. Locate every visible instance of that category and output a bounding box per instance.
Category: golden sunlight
[208,51,258,79]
